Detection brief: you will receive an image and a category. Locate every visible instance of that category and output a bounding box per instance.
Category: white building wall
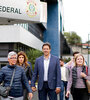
[0,25,43,51]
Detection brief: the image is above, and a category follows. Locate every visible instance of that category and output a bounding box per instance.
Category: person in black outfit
[17,51,33,100]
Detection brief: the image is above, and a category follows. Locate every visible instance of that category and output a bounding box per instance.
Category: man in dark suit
[31,42,61,100]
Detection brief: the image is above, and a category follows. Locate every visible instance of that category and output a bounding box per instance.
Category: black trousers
[72,88,89,100]
[38,82,57,100]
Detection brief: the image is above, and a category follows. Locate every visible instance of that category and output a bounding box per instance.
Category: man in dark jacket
[0,51,33,100]
[31,42,61,100]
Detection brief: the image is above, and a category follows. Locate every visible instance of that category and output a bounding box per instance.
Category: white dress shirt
[44,55,51,81]
[61,66,69,81]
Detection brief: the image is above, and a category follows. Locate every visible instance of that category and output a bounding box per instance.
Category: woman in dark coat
[17,51,33,100]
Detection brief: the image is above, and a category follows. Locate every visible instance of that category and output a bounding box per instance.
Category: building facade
[0,0,63,67]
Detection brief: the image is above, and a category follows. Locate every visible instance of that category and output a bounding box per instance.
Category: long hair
[74,54,85,67]
[17,51,29,68]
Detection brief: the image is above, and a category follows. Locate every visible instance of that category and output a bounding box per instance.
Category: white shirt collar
[44,54,51,60]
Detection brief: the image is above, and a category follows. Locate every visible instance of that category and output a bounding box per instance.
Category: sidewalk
[32,91,73,100]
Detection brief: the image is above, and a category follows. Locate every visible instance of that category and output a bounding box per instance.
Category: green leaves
[64,31,82,45]
[26,48,43,70]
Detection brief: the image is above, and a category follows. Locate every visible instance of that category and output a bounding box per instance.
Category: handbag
[0,68,16,97]
[85,66,90,93]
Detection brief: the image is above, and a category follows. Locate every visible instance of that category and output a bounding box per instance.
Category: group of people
[0,51,33,100]
[60,52,90,100]
[0,42,90,100]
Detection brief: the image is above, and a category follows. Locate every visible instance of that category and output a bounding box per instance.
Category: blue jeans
[59,81,69,100]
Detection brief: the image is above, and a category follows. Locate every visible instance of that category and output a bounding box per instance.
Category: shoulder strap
[85,66,88,75]
[10,68,16,87]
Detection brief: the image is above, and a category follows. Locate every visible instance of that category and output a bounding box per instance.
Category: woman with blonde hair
[66,54,90,100]
[17,51,33,100]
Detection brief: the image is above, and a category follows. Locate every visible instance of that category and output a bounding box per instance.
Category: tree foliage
[26,48,43,70]
[86,40,90,44]
[64,31,82,45]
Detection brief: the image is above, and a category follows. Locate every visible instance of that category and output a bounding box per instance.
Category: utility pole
[88,34,90,67]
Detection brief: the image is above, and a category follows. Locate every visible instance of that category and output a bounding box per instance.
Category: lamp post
[88,34,90,67]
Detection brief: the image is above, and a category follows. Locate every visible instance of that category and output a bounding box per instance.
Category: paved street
[32,91,73,100]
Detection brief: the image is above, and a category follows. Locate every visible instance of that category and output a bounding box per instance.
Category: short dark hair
[73,52,79,56]
[59,58,63,62]
[42,42,51,49]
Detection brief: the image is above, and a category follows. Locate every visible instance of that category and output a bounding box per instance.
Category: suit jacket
[31,55,61,90]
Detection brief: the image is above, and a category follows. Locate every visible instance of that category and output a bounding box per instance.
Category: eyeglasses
[10,57,17,59]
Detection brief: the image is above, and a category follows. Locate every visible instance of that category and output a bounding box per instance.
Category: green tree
[26,48,43,70]
[86,40,90,44]
[64,31,82,45]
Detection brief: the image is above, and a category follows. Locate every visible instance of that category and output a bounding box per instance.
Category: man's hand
[55,88,61,94]
[28,93,33,100]
[31,87,37,92]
